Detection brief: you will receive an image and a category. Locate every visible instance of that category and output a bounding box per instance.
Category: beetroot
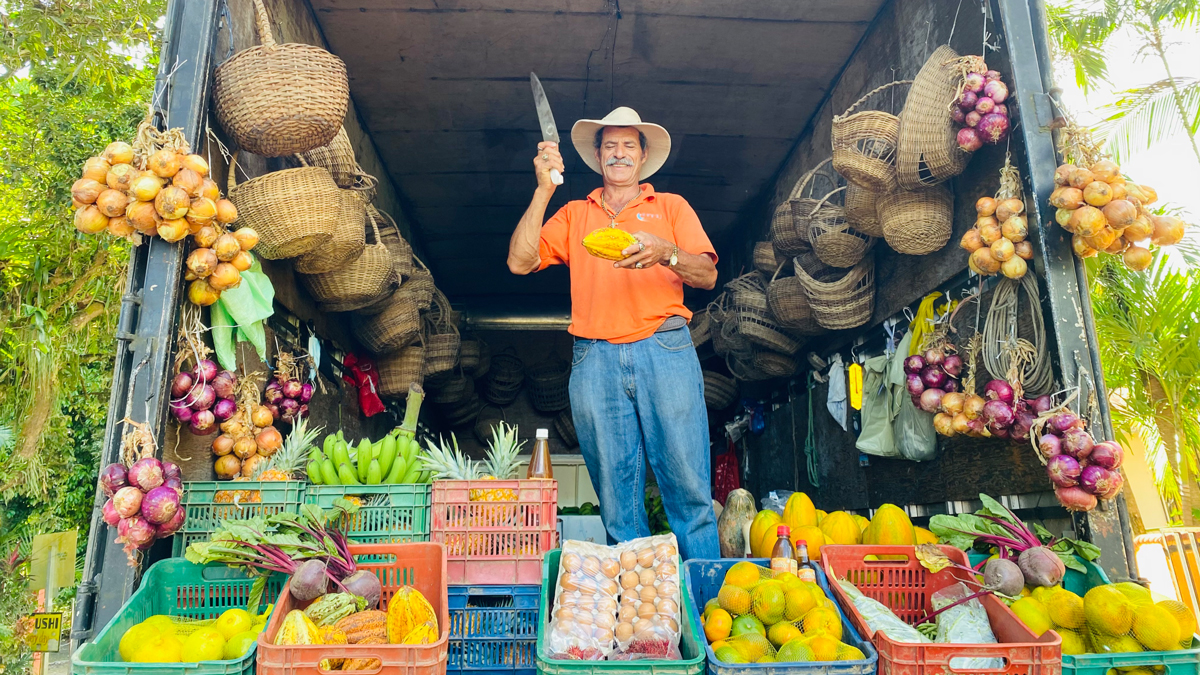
[983,558,1025,596]
[290,558,330,602]
[1018,546,1066,587]
[342,570,383,608]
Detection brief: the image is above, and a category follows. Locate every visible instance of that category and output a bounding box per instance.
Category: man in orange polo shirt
[507,107,719,560]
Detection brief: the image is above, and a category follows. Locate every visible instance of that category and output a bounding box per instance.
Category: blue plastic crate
[449,584,540,674]
[683,558,879,675]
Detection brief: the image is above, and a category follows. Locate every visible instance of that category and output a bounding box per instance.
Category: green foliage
[0,550,33,673]
[1046,0,1121,93]
[1100,77,1200,162]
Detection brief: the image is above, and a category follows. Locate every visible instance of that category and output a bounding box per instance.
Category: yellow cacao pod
[582,227,638,260]
[274,610,322,646]
[387,586,438,644]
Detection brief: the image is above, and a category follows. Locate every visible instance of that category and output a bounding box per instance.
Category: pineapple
[418,433,479,481]
[472,421,525,502]
[256,417,322,481]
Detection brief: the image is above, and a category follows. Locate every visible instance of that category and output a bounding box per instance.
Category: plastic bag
[546,534,683,661]
[837,580,930,643]
[890,331,939,461]
[760,490,793,515]
[856,354,899,457]
[932,582,1003,669]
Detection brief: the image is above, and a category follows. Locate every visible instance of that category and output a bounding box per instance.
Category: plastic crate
[256,542,449,675]
[71,558,283,675]
[306,483,432,544]
[535,548,707,675]
[431,480,558,585]
[172,480,306,556]
[683,558,879,675]
[822,545,1061,675]
[448,584,539,674]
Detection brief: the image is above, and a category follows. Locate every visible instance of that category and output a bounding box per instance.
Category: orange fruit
[752,580,787,625]
[785,586,818,620]
[719,584,753,616]
[768,621,804,647]
[705,609,733,643]
[801,606,842,640]
[725,561,765,589]
[806,634,841,661]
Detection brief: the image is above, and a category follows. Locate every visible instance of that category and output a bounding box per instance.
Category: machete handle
[551,169,563,185]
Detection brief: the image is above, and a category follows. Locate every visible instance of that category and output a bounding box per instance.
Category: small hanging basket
[212,0,348,157]
[441,394,483,428]
[429,372,472,405]
[227,151,338,259]
[353,290,421,354]
[878,183,955,255]
[293,189,367,274]
[753,351,798,379]
[703,371,738,409]
[897,46,978,189]
[689,309,712,349]
[371,206,415,280]
[793,250,875,330]
[770,158,842,256]
[377,344,424,399]
[484,349,525,406]
[299,208,397,309]
[296,126,379,199]
[405,256,435,311]
[844,183,882,237]
[726,353,771,382]
[707,293,753,360]
[459,336,481,372]
[527,359,571,413]
[807,187,874,268]
[831,80,913,193]
[468,339,491,380]
[726,273,803,356]
[554,409,578,448]
[766,263,825,337]
[422,295,460,377]
[753,241,790,276]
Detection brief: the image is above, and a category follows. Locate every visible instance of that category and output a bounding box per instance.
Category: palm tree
[1047,0,1200,165]
[1088,254,1200,524]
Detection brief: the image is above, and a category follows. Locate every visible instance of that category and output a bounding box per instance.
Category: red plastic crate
[822,545,1061,675]
[430,480,558,585]
[256,542,449,675]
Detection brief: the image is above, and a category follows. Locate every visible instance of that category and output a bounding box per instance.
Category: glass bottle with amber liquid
[527,428,554,479]
[770,525,798,576]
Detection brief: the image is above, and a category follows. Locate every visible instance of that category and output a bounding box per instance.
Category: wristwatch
[668,245,679,267]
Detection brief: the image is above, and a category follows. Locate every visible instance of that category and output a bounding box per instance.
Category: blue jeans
[568,326,720,561]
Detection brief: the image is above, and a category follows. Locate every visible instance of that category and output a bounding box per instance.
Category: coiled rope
[982,273,1053,396]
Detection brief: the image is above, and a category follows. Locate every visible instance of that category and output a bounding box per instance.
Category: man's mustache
[605,157,634,167]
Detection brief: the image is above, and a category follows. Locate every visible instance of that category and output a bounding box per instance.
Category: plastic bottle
[796,539,817,583]
[770,525,798,576]
[527,428,554,479]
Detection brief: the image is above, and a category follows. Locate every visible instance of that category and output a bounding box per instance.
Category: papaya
[790,525,826,560]
[782,493,817,530]
[863,504,916,559]
[915,526,939,545]
[719,489,758,558]
[749,510,782,558]
[820,511,862,545]
[816,509,827,525]
[852,514,870,533]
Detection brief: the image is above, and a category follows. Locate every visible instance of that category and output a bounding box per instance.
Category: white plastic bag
[932,582,1003,670]
[837,580,930,643]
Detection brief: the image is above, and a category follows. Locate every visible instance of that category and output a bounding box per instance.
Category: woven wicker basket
[726,273,802,356]
[753,351,798,379]
[468,339,491,379]
[832,80,913,193]
[405,256,435,311]
[484,349,525,406]
[527,360,571,413]
[807,187,874,268]
[350,290,395,316]
[212,0,348,157]
[299,210,396,309]
[441,393,483,428]
[726,353,771,382]
[766,265,825,336]
[554,409,578,448]
[293,189,367,274]
[878,183,955,255]
[458,337,481,372]
[689,309,712,349]
[227,152,338,259]
[297,126,378,199]
[703,371,738,409]
[377,344,423,399]
[707,293,753,360]
[844,183,882,237]
[770,158,841,256]
[897,46,979,189]
[371,207,415,280]
[422,295,460,378]
[429,372,472,405]
[793,250,875,330]
[753,241,789,276]
[353,290,421,354]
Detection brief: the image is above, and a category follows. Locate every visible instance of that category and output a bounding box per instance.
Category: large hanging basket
[689,309,711,349]
[726,273,802,356]
[766,265,825,337]
[458,337,481,373]
[227,152,338,259]
[212,0,348,157]
[897,46,978,189]
[293,189,367,274]
[377,344,424,399]
[844,183,882,237]
[707,293,753,360]
[353,290,420,354]
[527,359,571,413]
[429,373,472,405]
[878,183,955,255]
[422,295,460,378]
[770,158,841,256]
[299,210,397,309]
[371,207,415,280]
[807,187,873,268]
[703,371,737,409]
[297,126,378,199]
[831,80,912,193]
[793,250,875,330]
[753,241,790,276]
[753,351,799,379]
[484,349,525,406]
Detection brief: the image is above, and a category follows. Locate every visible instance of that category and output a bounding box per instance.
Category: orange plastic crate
[431,480,558,585]
[822,545,1061,675]
[256,542,449,675]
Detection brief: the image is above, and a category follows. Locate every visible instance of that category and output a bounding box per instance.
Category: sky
[1054,20,1200,223]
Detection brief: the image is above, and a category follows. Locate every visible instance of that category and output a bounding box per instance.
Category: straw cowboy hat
[571,107,671,181]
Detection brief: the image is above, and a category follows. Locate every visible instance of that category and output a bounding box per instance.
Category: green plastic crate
[305,483,432,544]
[535,548,706,675]
[968,551,1200,675]
[72,558,283,675]
[172,480,306,556]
